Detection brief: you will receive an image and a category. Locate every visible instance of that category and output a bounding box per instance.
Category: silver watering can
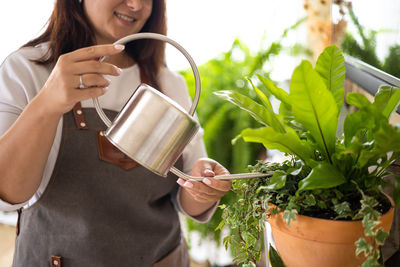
[93,33,272,181]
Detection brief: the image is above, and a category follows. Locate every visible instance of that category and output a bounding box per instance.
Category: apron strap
[51,256,62,267]
[72,102,88,130]
[72,65,149,128]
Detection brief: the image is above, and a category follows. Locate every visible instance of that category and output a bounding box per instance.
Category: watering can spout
[170,167,274,181]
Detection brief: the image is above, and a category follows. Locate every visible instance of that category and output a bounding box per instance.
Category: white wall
[0,0,306,75]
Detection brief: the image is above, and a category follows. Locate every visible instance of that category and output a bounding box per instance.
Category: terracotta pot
[266,195,395,267]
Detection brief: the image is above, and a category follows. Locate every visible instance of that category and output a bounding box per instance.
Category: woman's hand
[177,158,231,216]
[38,44,125,116]
[0,44,126,204]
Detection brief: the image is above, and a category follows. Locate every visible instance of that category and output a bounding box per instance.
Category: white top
[0,43,210,220]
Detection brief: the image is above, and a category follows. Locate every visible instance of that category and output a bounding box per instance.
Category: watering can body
[93,33,202,177]
[103,83,199,176]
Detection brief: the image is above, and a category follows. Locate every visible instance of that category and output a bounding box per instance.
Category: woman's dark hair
[23,0,167,88]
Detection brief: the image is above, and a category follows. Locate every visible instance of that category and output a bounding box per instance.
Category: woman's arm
[0,44,124,204]
[0,95,62,204]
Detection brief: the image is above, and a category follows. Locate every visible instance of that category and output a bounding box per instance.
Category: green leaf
[289,60,338,163]
[298,162,346,191]
[342,102,400,155]
[246,77,286,134]
[246,77,274,110]
[360,196,380,217]
[215,90,285,133]
[268,246,286,267]
[265,170,287,190]
[334,201,352,219]
[346,92,372,109]
[358,119,400,167]
[343,108,374,147]
[355,237,373,257]
[333,87,345,111]
[362,216,380,237]
[360,257,380,267]
[278,102,293,119]
[283,209,297,226]
[215,220,226,231]
[373,85,400,119]
[242,231,257,247]
[302,194,316,206]
[257,74,290,106]
[374,228,389,246]
[239,126,315,167]
[289,165,303,176]
[315,44,346,110]
[223,235,233,250]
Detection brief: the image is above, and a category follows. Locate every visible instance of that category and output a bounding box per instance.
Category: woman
[0,0,231,266]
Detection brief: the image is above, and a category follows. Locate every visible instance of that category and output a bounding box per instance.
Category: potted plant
[179,19,307,253]
[215,44,400,267]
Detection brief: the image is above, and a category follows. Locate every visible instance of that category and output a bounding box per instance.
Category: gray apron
[12,104,189,267]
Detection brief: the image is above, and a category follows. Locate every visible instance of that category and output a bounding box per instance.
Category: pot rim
[266,193,395,243]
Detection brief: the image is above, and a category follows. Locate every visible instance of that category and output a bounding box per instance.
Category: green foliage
[383,45,400,78]
[268,246,286,267]
[217,45,400,266]
[341,6,400,78]
[180,20,307,247]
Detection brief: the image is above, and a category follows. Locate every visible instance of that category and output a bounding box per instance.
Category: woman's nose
[125,0,143,11]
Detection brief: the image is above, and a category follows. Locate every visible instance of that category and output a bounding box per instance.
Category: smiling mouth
[114,12,136,23]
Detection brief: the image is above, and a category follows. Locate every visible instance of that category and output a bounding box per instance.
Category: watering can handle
[92,32,201,128]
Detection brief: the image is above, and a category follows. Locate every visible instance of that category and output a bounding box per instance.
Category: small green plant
[216,44,400,266]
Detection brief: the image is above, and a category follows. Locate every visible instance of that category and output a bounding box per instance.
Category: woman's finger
[202,177,232,192]
[191,158,230,177]
[63,44,125,63]
[74,73,111,89]
[71,60,122,76]
[212,163,230,176]
[177,179,223,197]
[75,87,108,102]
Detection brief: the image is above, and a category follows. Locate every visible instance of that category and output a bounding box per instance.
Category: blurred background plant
[178,19,309,254]
[339,2,400,78]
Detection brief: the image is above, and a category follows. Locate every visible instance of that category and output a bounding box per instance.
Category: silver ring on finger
[78,75,86,89]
